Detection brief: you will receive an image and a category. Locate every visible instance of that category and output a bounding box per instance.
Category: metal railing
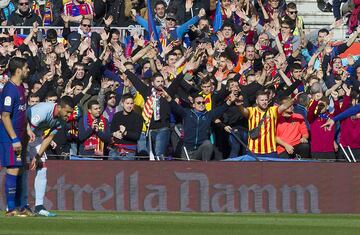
[0,25,145,42]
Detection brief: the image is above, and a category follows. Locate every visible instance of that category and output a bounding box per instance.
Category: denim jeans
[109,149,136,160]
[228,127,248,158]
[69,142,78,156]
[137,128,170,159]
[137,133,149,156]
[150,128,170,159]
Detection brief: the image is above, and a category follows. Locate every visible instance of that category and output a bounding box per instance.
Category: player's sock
[35,167,47,207]
[14,172,22,208]
[5,173,17,211]
[20,169,29,209]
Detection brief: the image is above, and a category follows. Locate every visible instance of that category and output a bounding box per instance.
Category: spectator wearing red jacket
[276,96,309,158]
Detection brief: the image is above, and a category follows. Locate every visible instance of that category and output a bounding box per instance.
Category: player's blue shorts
[0,142,24,167]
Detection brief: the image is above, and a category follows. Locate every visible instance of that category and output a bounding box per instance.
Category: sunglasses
[288,11,298,14]
[196,101,206,105]
[166,18,176,22]
[81,24,91,28]
[19,2,29,5]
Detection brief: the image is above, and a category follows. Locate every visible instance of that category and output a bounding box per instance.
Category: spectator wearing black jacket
[174,0,209,25]
[7,0,42,34]
[119,64,185,159]
[110,94,143,160]
[62,16,102,57]
[222,79,249,158]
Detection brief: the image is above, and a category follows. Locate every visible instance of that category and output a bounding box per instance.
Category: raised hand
[114,59,126,73]
[324,45,333,54]
[32,22,39,34]
[184,47,193,59]
[347,55,355,66]
[104,15,113,26]
[55,43,66,55]
[330,19,343,29]
[163,43,173,55]
[236,9,247,20]
[233,33,242,44]
[321,118,335,131]
[342,83,351,96]
[216,31,225,42]
[330,91,339,101]
[87,49,96,60]
[130,9,138,18]
[8,26,15,36]
[230,2,237,12]
[101,78,111,90]
[100,30,110,42]
[61,14,70,24]
[186,0,193,11]
[28,40,39,55]
[79,39,90,53]
[198,8,206,17]
[314,92,323,101]
[159,86,172,102]
[250,16,259,27]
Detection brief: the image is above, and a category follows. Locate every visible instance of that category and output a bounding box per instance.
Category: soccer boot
[35,205,56,217]
[19,206,36,217]
[5,209,27,217]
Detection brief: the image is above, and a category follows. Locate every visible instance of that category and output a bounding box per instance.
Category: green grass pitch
[1,212,360,235]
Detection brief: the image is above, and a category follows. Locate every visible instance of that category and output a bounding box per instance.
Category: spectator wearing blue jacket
[164,92,237,161]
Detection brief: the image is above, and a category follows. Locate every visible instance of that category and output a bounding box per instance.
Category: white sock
[34,168,47,207]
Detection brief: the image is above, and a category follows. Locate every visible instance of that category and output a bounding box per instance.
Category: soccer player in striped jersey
[238,90,294,158]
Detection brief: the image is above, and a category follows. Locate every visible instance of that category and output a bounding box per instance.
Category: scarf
[104,106,116,123]
[83,112,106,155]
[78,27,92,38]
[142,88,161,131]
[68,105,81,138]
[200,92,212,111]
[113,144,137,155]
[32,1,53,26]
[278,33,294,57]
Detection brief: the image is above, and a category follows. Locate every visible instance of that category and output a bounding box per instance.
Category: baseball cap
[166,13,177,21]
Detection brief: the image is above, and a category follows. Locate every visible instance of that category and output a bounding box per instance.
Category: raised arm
[116,62,150,97]
[176,9,205,39]
[278,98,294,114]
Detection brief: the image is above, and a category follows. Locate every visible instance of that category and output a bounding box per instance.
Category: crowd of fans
[0,0,359,161]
